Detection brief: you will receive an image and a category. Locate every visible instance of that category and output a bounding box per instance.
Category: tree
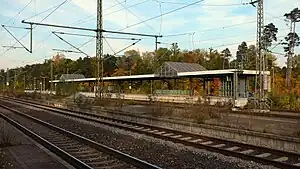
[292,54,300,75]
[261,23,278,51]
[245,45,257,69]
[170,43,181,61]
[206,48,223,70]
[236,42,248,69]
[221,48,232,69]
[154,47,172,68]
[265,53,277,70]
[282,7,300,88]
[282,33,300,53]
[103,54,117,76]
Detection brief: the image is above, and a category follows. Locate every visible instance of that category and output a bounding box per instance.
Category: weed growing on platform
[0,124,15,148]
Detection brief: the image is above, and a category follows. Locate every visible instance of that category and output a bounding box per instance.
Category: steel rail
[2,97,300,169]
[0,103,162,169]
[0,112,92,169]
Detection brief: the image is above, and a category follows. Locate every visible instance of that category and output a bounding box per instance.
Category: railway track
[0,103,161,169]
[2,97,300,169]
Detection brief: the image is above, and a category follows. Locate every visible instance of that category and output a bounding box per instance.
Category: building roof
[51,69,270,83]
[60,74,85,80]
[165,62,207,72]
[155,62,207,77]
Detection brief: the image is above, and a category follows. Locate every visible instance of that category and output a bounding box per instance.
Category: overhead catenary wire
[55,0,127,26]
[24,0,72,21]
[118,0,205,31]
[77,0,151,26]
[3,0,294,69]
[152,0,163,35]
[0,0,69,57]
[209,35,286,50]
[0,0,33,45]
[114,0,157,33]
[75,37,95,49]
[153,1,251,6]
[113,39,142,55]
[163,14,285,38]
[11,10,110,63]
[25,36,95,65]
[4,0,33,24]
[104,37,116,54]
[170,27,289,46]
[52,31,90,57]
[105,0,150,16]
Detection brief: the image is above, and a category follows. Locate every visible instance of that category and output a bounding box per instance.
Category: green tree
[103,54,117,76]
[221,48,232,69]
[236,41,248,69]
[262,23,278,51]
[170,43,181,61]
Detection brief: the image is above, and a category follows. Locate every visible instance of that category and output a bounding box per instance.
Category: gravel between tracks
[3,101,279,169]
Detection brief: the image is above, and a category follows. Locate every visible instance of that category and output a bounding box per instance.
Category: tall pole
[34,77,36,92]
[24,74,26,90]
[96,0,103,100]
[14,70,16,90]
[51,56,53,94]
[155,36,158,51]
[286,20,296,89]
[253,0,264,109]
[6,68,9,89]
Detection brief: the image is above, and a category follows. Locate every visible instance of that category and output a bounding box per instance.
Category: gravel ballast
[2,101,279,169]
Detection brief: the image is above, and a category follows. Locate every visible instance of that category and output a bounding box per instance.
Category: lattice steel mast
[251,0,265,109]
[96,0,103,99]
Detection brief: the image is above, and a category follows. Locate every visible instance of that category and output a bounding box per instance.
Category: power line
[171,28,289,45]
[113,0,157,33]
[0,0,33,46]
[0,0,69,57]
[24,1,72,21]
[104,37,116,54]
[105,0,150,16]
[77,0,151,26]
[24,37,95,65]
[163,14,285,37]
[38,0,69,24]
[75,37,95,49]
[154,1,250,6]
[14,12,107,63]
[208,35,286,50]
[153,0,163,35]
[71,0,127,25]
[4,0,33,24]
[118,0,204,31]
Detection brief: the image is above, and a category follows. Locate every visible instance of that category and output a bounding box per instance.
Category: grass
[127,100,137,105]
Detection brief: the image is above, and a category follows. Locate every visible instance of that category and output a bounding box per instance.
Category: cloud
[1,0,300,69]
[71,0,146,32]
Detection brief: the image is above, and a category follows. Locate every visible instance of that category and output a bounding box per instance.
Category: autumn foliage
[271,73,300,110]
[211,78,221,96]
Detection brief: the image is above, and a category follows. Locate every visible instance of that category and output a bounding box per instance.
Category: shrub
[127,100,137,105]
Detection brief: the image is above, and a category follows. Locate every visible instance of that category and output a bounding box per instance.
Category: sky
[0,0,299,70]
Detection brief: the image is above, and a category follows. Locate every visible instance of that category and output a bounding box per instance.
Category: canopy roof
[155,62,207,77]
[60,74,85,80]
